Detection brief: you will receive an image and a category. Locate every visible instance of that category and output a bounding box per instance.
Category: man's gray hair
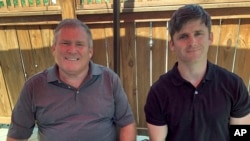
[53,19,93,48]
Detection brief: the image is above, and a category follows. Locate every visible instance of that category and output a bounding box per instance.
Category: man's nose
[188,36,197,46]
[67,44,77,53]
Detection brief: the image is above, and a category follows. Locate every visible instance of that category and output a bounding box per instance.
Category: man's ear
[209,32,213,45]
[89,47,94,59]
[51,45,56,56]
[169,40,175,51]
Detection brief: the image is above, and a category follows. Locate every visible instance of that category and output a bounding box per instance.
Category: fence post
[59,0,76,19]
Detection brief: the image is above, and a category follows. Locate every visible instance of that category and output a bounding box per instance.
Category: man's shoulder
[92,62,118,76]
[212,63,242,80]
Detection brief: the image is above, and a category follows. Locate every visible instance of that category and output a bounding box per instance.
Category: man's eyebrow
[177,32,189,37]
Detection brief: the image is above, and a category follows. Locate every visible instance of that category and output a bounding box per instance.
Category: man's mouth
[65,57,80,61]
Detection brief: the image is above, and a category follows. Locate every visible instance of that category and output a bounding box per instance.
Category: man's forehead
[176,21,207,33]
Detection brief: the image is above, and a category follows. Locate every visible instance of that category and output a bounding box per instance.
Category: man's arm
[6,137,28,141]
[119,122,137,141]
[230,113,250,125]
[147,123,167,141]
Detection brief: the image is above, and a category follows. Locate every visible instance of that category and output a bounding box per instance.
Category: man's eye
[76,43,84,46]
[61,42,70,45]
[195,32,202,36]
[179,35,188,39]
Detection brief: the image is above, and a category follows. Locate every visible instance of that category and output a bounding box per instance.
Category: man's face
[170,19,213,64]
[52,26,93,76]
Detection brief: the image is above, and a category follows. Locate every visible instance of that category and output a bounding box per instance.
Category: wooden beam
[0,117,11,124]
[0,15,61,26]
[59,0,76,19]
[0,10,61,17]
[76,1,250,14]
[77,7,250,24]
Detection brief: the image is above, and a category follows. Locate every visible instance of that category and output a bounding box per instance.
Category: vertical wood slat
[76,0,82,7]
[59,0,76,19]
[208,19,221,64]
[135,22,150,128]
[217,19,239,72]
[103,23,114,69]
[49,0,55,5]
[17,0,22,7]
[90,24,108,66]
[32,0,36,6]
[234,19,250,88]
[0,27,13,121]
[120,22,137,125]
[8,0,14,8]
[151,22,167,83]
[28,25,52,73]
[1,26,26,108]
[40,0,44,6]
[0,53,12,118]
[24,0,29,6]
[166,21,177,71]
[16,26,36,80]
[40,25,55,67]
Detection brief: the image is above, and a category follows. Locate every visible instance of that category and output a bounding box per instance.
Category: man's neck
[58,69,89,89]
[177,60,207,87]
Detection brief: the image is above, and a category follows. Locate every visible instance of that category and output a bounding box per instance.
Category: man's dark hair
[169,4,212,39]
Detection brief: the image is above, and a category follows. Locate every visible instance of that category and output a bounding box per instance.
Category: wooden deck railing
[75,0,250,14]
[1,0,250,16]
[0,0,60,17]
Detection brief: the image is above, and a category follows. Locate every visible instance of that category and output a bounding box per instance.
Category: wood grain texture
[208,19,221,64]
[135,22,150,128]
[89,24,108,67]
[1,26,25,108]
[217,19,239,72]
[151,21,167,83]
[233,19,250,88]
[120,22,137,124]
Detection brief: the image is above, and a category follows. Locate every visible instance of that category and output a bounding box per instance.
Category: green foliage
[0,0,50,7]
[81,0,110,4]
[7,0,11,6]
[0,1,4,7]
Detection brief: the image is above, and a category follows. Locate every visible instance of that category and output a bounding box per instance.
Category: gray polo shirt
[8,61,135,141]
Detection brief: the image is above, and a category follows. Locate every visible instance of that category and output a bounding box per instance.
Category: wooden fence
[1,0,250,135]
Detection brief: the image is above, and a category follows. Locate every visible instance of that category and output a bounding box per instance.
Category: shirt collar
[171,61,215,86]
[47,60,103,83]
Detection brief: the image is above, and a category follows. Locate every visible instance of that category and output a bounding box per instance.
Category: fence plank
[166,21,177,71]
[208,19,221,64]
[0,26,25,107]
[89,24,108,66]
[59,0,76,19]
[234,19,250,88]
[0,27,13,122]
[0,62,12,117]
[40,25,55,67]
[28,25,49,73]
[120,22,137,124]
[135,22,150,128]
[16,26,37,79]
[103,24,114,69]
[217,19,239,72]
[152,21,167,83]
